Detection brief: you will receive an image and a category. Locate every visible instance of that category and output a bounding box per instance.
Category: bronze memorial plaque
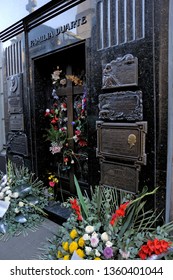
[7,73,23,113]
[7,132,28,157]
[100,160,140,193]
[96,121,147,165]
[9,114,24,131]
[99,91,143,121]
[102,54,138,89]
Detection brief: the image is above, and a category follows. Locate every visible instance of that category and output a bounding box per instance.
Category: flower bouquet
[44,176,173,260]
[0,161,48,238]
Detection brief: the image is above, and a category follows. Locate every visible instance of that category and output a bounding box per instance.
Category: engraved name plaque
[96,121,147,165]
[10,155,24,168]
[7,74,23,113]
[9,114,24,131]
[99,91,143,121]
[102,54,138,89]
[100,160,140,193]
[7,133,28,156]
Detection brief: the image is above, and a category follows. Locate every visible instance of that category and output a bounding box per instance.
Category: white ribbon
[0,200,10,218]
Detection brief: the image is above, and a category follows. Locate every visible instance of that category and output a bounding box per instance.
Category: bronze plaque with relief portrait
[96,121,147,165]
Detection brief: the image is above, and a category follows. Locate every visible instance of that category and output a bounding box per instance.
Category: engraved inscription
[100,160,140,193]
[99,91,143,121]
[10,155,24,167]
[8,97,23,114]
[96,121,147,165]
[102,54,138,89]
[7,133,28,156]
[9,114,24,131]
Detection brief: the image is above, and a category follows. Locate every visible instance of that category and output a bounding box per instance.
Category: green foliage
[45,124,67,143]
[0,161,48,238]
[43,179,173,260]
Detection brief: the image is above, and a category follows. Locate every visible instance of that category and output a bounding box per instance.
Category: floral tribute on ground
[0,161,48,238]
[41,177,173,260]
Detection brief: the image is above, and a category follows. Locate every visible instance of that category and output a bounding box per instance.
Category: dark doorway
[32,42,87,200]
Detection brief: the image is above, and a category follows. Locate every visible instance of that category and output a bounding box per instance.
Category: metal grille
[0,0,86,42]
[97,0,145,49]
[6,41,23,76]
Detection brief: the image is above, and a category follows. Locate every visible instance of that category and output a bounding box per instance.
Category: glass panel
[28,3,92,57]
[0,0,51,31]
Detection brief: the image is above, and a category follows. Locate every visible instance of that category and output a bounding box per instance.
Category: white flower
[85,225,94,234]
[2,186,10,193]
[101,232,109,242]
[0,192,4,200]
[46,109,50,113]
[5,190,12,195]
[19,201,24,207]
[10,192,19,198]
[85,246,92,255]
[83,234,90,241]
[73,135,79,142]
[95,249,101,257]
[90,236,99,248]
[4,196,11,202]
[92,231,98,237]
[119,249,130,259]
[14,207,20,214]
[106,240,113,247]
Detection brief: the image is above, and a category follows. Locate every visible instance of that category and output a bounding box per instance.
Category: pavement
[0,218,60,260]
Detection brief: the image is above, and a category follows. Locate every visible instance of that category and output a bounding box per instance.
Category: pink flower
[49,181,55,187]
[90,236,99,248]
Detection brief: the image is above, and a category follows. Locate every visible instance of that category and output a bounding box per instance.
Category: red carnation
[138,239,171,259]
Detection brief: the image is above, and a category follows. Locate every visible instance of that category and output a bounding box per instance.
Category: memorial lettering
[100,160,140,193]
[99,91,143,121]
[96,121,147,165]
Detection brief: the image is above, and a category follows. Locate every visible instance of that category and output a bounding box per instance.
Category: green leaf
[74,175,88,219]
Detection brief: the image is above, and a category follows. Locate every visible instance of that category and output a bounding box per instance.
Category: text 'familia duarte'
[30,16,87,47]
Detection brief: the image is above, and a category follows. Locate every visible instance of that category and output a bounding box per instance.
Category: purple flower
[103,247,114,259]
[71,121,75,126]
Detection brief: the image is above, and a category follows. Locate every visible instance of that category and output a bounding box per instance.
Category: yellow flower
[63,255,70,260]
[62,242,69,252]
[76,249,85,258]
[69,241,78,254]
[57,251,63,259]
[70,229,78,239]
[94,257,101,260]
[78,237,85,248]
